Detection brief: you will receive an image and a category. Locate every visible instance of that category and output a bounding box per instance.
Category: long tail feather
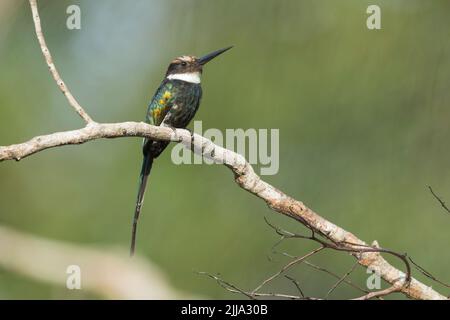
[130,153,153,256]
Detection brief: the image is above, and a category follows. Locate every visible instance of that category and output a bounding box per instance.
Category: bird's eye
[181,61,187,66]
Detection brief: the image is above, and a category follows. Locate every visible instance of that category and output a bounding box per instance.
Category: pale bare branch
[352,285,400,300]
[29,0,94,124]
[0,122,447,300]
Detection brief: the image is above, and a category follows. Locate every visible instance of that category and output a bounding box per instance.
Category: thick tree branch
[0,122,181,161]
[0,122,447,300]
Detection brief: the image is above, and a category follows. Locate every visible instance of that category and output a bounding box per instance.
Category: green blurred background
[0,0,449,299]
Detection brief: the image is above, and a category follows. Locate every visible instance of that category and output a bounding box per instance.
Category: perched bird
[131,46,233,256]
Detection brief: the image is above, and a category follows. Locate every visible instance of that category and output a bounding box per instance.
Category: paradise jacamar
[131,46,233,256]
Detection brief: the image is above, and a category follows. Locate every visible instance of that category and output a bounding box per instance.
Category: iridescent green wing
[146,80,177,126]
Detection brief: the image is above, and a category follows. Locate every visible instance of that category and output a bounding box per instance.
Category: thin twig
[270,235,370,296]
[284,275,305,298]
[303,261,370,294]
[28,0,94,124]
[428,185,450,214]
[267,221,372,296]
[252,246,325,294]
[409,256,450,288]
[325,261,359,299]
[196,272,256,300]
[264,217,412,287]
[197,272,320,300]
[352,285,400,300]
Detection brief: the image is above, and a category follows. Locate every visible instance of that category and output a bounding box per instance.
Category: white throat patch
[167,72,201,84]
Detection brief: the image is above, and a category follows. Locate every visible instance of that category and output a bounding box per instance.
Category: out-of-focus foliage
[0,0,449,299]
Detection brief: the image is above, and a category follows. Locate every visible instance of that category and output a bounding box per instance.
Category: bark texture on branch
[0,122,446,300]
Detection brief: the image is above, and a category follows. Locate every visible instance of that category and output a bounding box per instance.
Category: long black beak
[198,46,233,65]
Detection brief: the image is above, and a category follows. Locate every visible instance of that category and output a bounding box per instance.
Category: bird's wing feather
[146,80,177,126]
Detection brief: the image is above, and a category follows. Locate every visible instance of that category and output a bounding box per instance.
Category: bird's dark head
[166,46,233,83]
